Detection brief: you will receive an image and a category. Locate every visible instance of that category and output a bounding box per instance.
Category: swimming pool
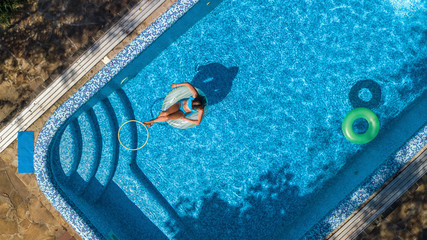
[35,0,427,239]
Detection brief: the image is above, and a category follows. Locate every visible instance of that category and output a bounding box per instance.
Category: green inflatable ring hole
[162,87,208,129]
[342,107,380,144]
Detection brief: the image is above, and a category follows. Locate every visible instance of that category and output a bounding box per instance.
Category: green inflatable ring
[342,107,380,144]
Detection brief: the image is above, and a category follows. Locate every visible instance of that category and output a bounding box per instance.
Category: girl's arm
[171,82,198,98]
[181,108,204,125]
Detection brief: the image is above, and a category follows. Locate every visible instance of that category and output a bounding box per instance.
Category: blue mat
[18,131,34,173]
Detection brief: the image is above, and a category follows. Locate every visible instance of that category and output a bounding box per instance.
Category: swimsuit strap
[187,96,194,110]
[187,96,198,113]
[178,99,187,113]
[178,97,198,115]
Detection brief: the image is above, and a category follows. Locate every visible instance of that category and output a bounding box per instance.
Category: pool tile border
[34,1,199,239]
[33,0,426,239]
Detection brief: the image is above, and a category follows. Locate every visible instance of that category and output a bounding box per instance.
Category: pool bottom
[122,91,427,240]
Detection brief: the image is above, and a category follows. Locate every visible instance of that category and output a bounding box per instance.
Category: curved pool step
[116,88,139,151]
[53,88,184,237]
[108,89,138,163]
[83,98,120,203]
[69,119,83,176]
[72,111,99,192]
[52,88,187,238]
[63,119,86,192]
[57,119,82,177]
[73,108,103,195]
[92,99,120,186]
[50,118,82,184]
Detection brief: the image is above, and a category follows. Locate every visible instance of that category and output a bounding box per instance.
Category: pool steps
[0,0,166,154]
[82,95,124,203]
[50,123,80,184]
[92,100,118,187]
[76,108,103,195]
[96,99,120,189]
[84,90,136,203]
[68,113,94,194]
[54,101,116,201]
[86,108,103,181]
[58,121,79,176]
[54,89,181,238]
[114,89,184,238]
[71,109,102,195]
[70,120,83,177]
[76,112,98,183]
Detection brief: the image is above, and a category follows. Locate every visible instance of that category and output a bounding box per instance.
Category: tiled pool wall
[33,0,426,239]
[34,1,199,239]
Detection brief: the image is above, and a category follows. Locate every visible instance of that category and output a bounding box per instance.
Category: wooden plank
[328,148,427,240]
[0,0,166,153]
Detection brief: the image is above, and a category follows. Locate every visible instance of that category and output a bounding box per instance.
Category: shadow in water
[191,63,239,106]
[394,57,427,101]
[167,164,309,240]
[148,62,238,116]
[348,79,382,109]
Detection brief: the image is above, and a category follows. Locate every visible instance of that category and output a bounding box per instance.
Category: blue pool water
[50,0,427,239]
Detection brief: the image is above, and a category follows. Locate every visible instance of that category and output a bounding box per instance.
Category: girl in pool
[143,82,207,127]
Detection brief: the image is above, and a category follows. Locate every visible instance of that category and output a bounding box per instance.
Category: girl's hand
[171,84,176,88]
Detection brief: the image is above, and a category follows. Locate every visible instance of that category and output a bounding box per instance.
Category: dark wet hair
[192,95,207,110]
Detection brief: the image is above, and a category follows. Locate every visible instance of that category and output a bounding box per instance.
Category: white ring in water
[118,120,149,150]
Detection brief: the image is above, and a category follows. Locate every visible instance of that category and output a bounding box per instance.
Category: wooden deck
[327,146,427,240]
[0,0,166,153]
